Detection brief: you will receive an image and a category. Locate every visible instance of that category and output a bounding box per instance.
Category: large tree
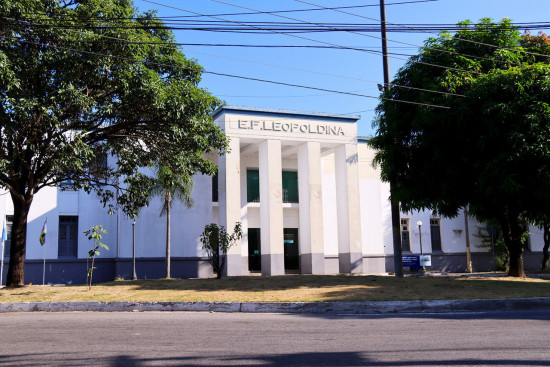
[0,0,227,287]
[369,19,550,277]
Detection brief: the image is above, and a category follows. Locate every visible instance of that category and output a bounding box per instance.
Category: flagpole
[42,242,46,286]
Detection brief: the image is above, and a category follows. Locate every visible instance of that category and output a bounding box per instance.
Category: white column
[218,137,245,276]
[298,142,325,274]
[259,139,284,276]
[334,143,363,273]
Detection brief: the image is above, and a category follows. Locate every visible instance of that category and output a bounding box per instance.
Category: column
[334,143,363,273]
[298,142,325,274]
[218,137,245,275]
[259,139,285,276]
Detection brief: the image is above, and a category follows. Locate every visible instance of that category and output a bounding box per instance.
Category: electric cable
[295,0,550,60]
[142,0,483,76]
[2,15,466,98]
[25,1,440,21]
[8,35,452,110]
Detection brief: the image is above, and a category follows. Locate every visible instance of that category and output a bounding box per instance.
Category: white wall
[321,154,339,256]
[357,143,386,256]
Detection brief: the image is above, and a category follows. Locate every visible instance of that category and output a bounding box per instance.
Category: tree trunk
[217,254,224,279]
[390,192,403,277]
[542,224,550,271]
[6,193,33,287]
[89,255,95,290]
[498,213,526,278]
[165,192,171,279]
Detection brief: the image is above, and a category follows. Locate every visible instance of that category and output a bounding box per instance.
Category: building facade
[0,106,546,284]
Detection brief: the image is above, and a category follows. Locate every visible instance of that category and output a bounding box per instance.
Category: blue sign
[402,255,421,272]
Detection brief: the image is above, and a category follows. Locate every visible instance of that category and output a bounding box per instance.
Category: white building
[0,106,545,284]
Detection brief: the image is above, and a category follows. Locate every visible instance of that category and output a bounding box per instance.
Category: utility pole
[379,0,403,277]
[464,207,473,273]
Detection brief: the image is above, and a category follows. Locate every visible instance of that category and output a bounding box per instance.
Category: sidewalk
[1,297,549,314]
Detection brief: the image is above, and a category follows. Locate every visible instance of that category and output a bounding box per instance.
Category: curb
[1,297,549,314]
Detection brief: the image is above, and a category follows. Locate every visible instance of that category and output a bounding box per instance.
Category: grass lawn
[0,274,549,303]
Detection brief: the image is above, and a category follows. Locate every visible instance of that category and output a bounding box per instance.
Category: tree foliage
[369,18,550,277]
[0,0,227,286]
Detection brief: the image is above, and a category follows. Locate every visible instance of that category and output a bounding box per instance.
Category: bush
[200,223,242,279]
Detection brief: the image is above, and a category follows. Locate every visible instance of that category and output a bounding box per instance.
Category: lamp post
[417,221,423,255]
[417,221,426,272]
[132,219,137,280]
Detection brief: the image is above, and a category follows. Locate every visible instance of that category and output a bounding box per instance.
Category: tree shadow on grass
[95,275,550,302]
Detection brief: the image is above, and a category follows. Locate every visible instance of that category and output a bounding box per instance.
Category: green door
[284,228,299,271]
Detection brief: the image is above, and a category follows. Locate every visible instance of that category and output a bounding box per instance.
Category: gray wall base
[384,252,546,273]
[1,257,212,286]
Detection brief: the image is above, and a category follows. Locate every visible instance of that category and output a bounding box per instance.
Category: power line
[294,0,529,67]
[26,1,440,21]
[142,0,482,76]
[3,16,466,98]
[11,16,550,33]
[182,48,466,97]
[295,0,550,60]
[9,36,452,110]
[203,0,485,75]
[208,0,487,75]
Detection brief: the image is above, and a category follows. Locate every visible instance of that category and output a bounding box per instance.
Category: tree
[369,19,550,277]
[200,222,242,279]
[0,0,227,287]
[474,221,509,271]
[84,225,108,290]
[151,165,194,279]
[519,31,550,273]
[542,224,550,271]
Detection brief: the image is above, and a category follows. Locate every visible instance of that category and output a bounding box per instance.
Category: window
[430,219,442,252]
[401,219,411,252]
[89,153,108,185]
[247,169,299,203]
[3,216,13,259]
[247,169,260,202]
[58,216,78,258]
[212,173,218,202]
[282,171,299,203]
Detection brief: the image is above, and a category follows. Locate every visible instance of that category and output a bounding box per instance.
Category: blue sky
[133,0,550,137]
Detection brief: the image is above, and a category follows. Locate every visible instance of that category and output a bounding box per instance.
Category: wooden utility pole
[380,0,403,277]
[464,207,473,273]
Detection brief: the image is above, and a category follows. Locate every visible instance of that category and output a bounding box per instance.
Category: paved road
[1,311,549,366]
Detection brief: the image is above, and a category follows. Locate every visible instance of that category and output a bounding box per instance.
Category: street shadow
[295,309,550,321]
[1,351,550,367]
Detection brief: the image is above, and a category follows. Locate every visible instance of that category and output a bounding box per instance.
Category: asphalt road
[1,311,549,366]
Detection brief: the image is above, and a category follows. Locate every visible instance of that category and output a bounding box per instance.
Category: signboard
[402,255,421,272]
[402,255,419,267]
[419,255,432,266]
[401,255,431,272]
[237,120,346,136]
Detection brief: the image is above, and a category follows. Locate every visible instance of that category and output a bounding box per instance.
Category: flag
[2,218,6,243]
[39,219,47,246]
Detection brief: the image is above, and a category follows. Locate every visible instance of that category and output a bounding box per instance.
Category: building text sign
[237,120,345,136]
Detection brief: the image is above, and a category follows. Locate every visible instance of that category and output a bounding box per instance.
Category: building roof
[213,105,361,122]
